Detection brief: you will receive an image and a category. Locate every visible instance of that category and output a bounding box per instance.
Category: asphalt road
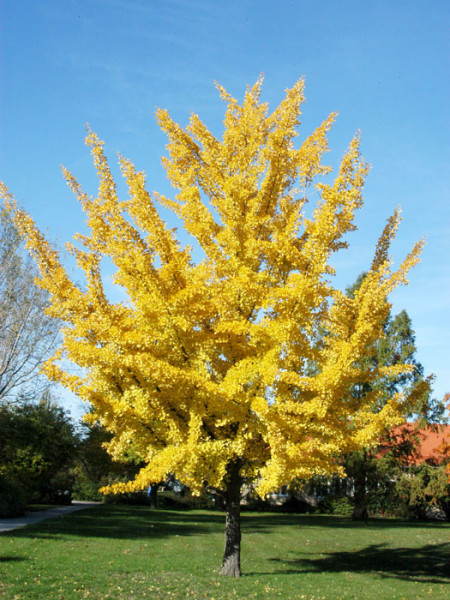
[0,501,101,532]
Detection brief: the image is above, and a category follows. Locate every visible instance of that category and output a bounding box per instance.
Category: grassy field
[0,505,448,600]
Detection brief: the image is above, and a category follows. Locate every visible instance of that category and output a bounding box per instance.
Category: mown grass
[25,504,66,513]
[0,505,448,599]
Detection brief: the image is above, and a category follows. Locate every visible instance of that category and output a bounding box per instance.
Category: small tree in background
[1,79,428,576]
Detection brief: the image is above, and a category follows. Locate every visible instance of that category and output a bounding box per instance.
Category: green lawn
[0,505,448,599]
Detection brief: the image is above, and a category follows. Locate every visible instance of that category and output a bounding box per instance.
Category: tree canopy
[0,78,428,575]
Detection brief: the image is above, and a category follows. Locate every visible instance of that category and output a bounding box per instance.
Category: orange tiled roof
[388,423,450,465]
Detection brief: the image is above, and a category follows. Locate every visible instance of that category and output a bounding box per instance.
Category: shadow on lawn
[3,506,317,541]
[266,542,450,584]
[243,513,450,531]
[0,556,27,562]
[6,506,228,541]
[6,506,449,546]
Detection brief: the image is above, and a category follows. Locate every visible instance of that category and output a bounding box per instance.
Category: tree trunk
[219,460,242,577]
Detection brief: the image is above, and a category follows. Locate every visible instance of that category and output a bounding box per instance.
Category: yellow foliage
[0,79,425,497]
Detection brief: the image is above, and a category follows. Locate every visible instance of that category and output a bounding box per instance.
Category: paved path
[0,501,101,533]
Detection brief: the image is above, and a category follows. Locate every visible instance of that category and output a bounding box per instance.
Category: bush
[278,495,314,513]
[105,489,151,505]
[158,489,215,510]
[331,496,354,516]
[39,471,74,505]
[319,495,353,516]
[0,475,26,518]
[72,479,105,502]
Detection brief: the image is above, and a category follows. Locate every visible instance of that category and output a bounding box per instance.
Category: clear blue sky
[1,0,449,419]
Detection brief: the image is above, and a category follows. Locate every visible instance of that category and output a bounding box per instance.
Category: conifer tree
[1,79,428,576]
[345,275,440,520]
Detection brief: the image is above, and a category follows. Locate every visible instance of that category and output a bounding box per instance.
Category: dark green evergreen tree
[344,273,444,520]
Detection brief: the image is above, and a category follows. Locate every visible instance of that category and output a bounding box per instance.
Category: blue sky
[1,0,449,419]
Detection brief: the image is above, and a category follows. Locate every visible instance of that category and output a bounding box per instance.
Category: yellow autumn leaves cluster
[0,78,427,497]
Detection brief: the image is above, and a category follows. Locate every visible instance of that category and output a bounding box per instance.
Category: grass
[0,505,448,600]
[25,504,67,513]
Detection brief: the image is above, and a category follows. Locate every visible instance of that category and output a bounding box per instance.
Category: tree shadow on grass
[266,542,450,584]
[242,513,450,532]
[4,505,230,541]
[5,506,449,546]
[0,556,27,562]
[5,506,297,541]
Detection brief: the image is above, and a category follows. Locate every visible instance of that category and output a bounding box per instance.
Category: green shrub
[39,471,74,505]
[105,489,151,505]
[158,490,215,510]
[319,495,353,516]
[0,475,26,518]
[331,496,353,516]
[72,479,105,502]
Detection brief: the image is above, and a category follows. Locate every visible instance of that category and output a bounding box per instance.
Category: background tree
[0,209,59,402]
[344,274,442,520]
[73,418,146,502]
[1,79,428,576]
[0,394,77,516]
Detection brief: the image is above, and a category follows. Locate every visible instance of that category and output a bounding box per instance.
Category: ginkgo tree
[1,78,428,577]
